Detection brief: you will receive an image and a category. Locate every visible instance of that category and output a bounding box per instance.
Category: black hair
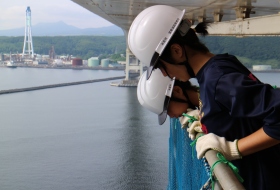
[174,80,199,93]
[173,80,199,109]
[160,21,211,63]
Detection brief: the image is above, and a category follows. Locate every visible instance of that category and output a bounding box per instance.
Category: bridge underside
[208,13,280,36]
[71,0,280,83]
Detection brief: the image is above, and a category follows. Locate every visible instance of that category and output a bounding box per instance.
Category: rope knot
[209,152,244,190]
[182,113,197,124]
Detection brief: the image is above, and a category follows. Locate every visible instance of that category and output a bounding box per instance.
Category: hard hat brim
[146,66,153,79]
[158,109,168,125]
[158,95,171,125]
[146,52,160,79]
[158,77,175,125]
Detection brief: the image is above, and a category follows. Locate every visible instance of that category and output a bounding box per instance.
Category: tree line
[202,36,280,69]
[0,36,126,61]
[0,36,279,68]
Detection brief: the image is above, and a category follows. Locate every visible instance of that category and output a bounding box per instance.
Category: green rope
[179,113,200,158]
[182,113,197,124]
[272,85,277,89]
[210,152,244,190]
[190,133,204,158]
[185,112,244,189]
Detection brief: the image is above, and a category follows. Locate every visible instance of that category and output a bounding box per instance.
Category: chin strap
[177,46,195,78]
[177,60,195,78]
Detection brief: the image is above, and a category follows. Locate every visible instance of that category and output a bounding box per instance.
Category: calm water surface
[0,67,279,190]
[0,68,170,190]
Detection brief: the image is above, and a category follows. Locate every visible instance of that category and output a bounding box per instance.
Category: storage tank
[252,65,272,71]
[37,60,48,64]
[72,58,83,66]
[101,59,109,67]
[0,53,4,61]
[88,57,99,67]
[54,59,63,65]
[36,54,42,59]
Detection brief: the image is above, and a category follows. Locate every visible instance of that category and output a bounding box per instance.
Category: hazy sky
[0,0,114,30]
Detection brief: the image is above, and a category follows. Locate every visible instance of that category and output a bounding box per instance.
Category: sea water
[0,68,169,190]
[0,67,279,190]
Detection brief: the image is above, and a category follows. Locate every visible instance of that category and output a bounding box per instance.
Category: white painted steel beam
[207,13,280,36]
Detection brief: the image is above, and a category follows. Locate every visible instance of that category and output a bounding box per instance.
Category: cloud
[0,0,113,30]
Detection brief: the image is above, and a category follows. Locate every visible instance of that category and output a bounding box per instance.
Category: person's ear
[170,44,183,59]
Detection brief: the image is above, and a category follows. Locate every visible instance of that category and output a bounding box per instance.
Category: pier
[0,76,125,95]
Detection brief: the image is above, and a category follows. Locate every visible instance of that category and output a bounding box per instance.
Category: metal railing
[195,131,245,190]
[204,149,245,190]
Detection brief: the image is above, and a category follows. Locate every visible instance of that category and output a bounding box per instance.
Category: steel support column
[125,48,143,80]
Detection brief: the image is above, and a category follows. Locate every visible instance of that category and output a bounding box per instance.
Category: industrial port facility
[0,6,142,87]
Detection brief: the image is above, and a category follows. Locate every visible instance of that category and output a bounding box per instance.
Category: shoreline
[248,69,280,73]
[0,64,125,71]
[0,64,279,72]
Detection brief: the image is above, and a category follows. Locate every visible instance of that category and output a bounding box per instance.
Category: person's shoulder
[211,53,246,72]
[197,53,240,81]
[213,53,238,62]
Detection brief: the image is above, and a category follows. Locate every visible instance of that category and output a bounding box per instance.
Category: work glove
[196,133,242,161]
[179,108,200,128]
[179,109,202,140]
[187,120,203,140]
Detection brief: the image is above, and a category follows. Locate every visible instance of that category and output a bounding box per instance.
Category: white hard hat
[128,5,191,79]
[137,69,175,125]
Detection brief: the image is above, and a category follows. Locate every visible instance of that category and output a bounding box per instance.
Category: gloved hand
[196,133,242,161]
[179,109,201,140]
[187,120,203,140]
[179,108,200,129]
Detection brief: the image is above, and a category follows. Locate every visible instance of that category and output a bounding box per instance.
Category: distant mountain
[0,21,124,36]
